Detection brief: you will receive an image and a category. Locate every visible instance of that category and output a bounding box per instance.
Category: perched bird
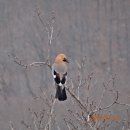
[52,53,69,101]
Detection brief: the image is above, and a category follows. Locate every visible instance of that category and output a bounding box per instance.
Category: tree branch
[8,54,51,69]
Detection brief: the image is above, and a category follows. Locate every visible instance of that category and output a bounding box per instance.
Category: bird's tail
[55,85,67,101]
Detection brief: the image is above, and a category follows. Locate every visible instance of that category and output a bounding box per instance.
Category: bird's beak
[63,58,69,63]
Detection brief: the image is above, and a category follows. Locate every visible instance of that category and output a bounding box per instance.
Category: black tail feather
[55,85,67,101]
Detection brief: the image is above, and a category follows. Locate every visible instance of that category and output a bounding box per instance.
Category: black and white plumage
[52,53,69,101]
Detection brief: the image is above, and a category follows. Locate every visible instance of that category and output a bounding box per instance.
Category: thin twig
[10,121,15,130]
[91,91,119,114]
[64,118,78,130]
[95,85,106,112]
[35,8,49,33]
[65,87,87,112]
[45,99,56,130]
[29,109,39,130]
[28,62,51,69]
[8,54,51,69]
[115,102,130,107]
[64,118,71,130]
[49,26,53,45]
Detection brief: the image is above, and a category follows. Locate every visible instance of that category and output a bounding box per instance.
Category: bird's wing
[52,69,67,86]
[61,72,67,84]
[53,70,60,84]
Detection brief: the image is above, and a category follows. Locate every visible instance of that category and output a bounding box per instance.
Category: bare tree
[8,9,130,130]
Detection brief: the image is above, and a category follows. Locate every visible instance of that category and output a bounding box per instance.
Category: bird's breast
[53,63,67,75]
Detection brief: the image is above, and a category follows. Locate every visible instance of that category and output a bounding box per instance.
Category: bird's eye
[63,58,69,63]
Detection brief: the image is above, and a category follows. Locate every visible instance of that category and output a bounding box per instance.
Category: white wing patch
[59,83,62,86]
[53,75,56,78]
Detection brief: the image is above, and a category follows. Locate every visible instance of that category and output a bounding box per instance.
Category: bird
[52,53,69,101]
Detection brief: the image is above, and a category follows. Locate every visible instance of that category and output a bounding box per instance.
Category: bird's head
[55,53,69,63]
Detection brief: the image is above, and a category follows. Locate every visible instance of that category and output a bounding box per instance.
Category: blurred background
[0,0,130,129]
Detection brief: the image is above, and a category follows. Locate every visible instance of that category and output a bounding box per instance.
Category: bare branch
[65,87,87,112]
[91,91,119,114]
[28,62,51,69]
[64,119,71,130]
[8,54,51,69]
[115,102,130,107]
[28,108,39,130]
[95,84,106,112]
[9,121,15,130]
[21,120,31,129]
[35,8,49,33]
[45,99,56,130]
[64,118,78,130]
